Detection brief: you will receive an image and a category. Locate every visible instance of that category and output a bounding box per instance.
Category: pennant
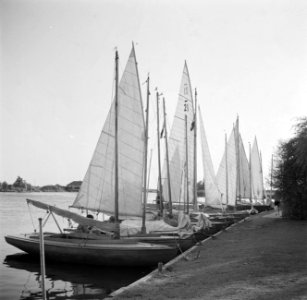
[190,120,195,131]
[160,127,165,138]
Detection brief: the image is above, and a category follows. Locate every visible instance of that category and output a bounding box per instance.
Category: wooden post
[249,142,253,209]
[193,89,198,211]
[225,133,229,206]
[141,75,150,234]
[236,116,241,206]
[163,97,172,216]
[185,115,190,214]
[39,218,47,300]
[156,91,164,214]
[158,262,163,274]
[270,154,274,202]
[147,149,153,201]
[114,50,120,239]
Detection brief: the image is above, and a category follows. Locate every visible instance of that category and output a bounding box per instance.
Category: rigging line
[27,202,36,231]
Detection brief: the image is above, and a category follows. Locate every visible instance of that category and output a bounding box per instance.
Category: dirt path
[109,212,307,299]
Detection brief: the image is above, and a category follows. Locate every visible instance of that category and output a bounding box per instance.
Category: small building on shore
[66,181,82,192]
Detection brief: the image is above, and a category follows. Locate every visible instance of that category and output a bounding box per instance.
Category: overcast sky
[1,0,307,187]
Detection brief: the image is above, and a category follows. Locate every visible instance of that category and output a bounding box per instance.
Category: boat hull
[5,235,177,267]
[127,234,197,253]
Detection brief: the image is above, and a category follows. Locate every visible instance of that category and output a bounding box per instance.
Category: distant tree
[26,183,32,191]
[13,176,26,189]
[1,181,8,191]
[274,117,307,219]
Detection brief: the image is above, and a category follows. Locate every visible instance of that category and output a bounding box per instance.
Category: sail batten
[72,47,145,218]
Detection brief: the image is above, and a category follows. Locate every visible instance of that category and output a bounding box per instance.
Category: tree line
[273,117,307,220]
[0,176,66,192]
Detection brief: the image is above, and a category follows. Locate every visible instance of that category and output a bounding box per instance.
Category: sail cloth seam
[101,130,114,138]
[119,166,144,182]
[119,127,145,143]
[174,116,185,121]
[119,113,144,127]
[118,96,144,112]
[169,137,182,143]
[178,94,193,103]
[119,141,144,156]
[117,100,144,116]
[120,69,138,79]
[119,152,144,167]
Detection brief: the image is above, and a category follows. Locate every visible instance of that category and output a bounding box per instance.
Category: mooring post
[39,218,47,300]
[158,262,163,274]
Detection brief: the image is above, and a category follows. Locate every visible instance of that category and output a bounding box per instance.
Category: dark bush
[274,118,307,219]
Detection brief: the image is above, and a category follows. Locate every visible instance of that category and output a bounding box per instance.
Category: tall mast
[193,88,198,211]
[260,150,265,204]
[235,116,241,206]
[114,50,119,238]
[147,149,153,194]
[185,115,190,214]
[156,90,164,214]
[141,75,150,234]
[163,97,172,216]
[270,154,274,202]
[225,133,229,206]
[249,142,253,208]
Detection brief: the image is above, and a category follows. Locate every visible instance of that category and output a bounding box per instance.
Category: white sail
[177,160,186,207]
[251,137,264,203]
[162,61,195,204]
[73,47,145,218]
[238,134,251,201]
[216,128,237,206]
[198,107,221,206]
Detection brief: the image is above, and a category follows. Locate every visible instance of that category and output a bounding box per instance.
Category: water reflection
[4,253,151,299]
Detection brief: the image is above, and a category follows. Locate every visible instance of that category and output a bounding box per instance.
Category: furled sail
[251,137,264,203]
[27,199,117,232]
[161,62,195,204]
[198,107,221,206]
[72,47,145,218]
[216,128,237,206]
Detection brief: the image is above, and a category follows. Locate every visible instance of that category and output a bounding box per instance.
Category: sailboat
[198,106,222,208]
[194,107,239,225]
[215,117,252,210]
[250,137,265,204]
[161,61,196,213]
[249,137,271,212]
[5,46,178,267]
[156,68,234,235]
[216,124,237,208]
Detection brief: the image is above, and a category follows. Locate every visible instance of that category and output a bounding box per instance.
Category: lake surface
[0,193,151,300]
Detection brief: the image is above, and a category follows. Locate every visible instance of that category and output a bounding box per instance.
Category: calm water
[0,193,151,300]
